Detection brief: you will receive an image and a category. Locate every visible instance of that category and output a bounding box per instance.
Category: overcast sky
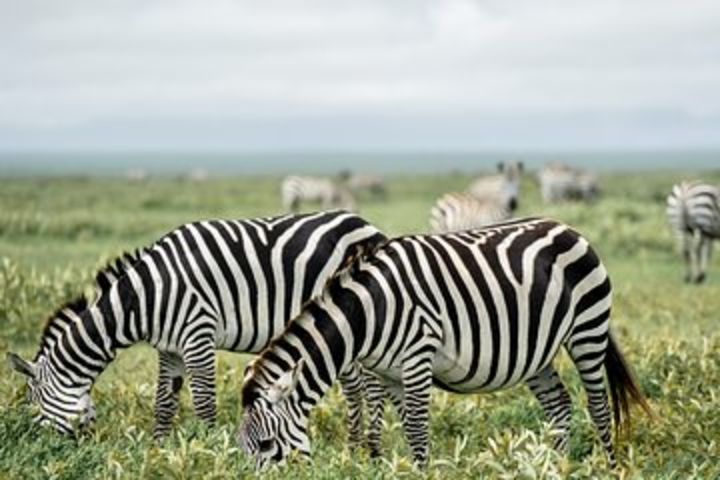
[1,0,719,151]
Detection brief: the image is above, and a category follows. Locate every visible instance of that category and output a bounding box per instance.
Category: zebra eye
[258,438,274,452]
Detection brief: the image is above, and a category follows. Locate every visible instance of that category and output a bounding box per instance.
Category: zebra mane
[319,235,389,292]
[35,248,148,358]
[35,295,89,360]
[94,248,148,294]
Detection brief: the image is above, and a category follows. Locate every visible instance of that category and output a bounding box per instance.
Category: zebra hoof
[153,430,171,442]
[695,273,706,284]
[368,446,383,459]
[171,376,184,394]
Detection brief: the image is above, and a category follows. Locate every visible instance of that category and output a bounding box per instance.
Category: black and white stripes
[281,176,356,212]
[9,210,386,437]
[667,181,720,283]
[238,218,650,468]
[429,192,512,233]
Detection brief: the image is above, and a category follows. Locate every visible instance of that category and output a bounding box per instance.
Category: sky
[1,0,720,152]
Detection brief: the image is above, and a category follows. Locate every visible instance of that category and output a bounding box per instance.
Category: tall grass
[1,170,719,479]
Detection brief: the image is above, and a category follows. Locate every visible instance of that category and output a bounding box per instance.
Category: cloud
[1,0,719,149]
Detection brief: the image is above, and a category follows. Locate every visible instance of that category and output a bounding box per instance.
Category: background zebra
[666,181,720,283]
[338,171,387,199]
[429,192,512,233]
[8,211,386,440]
[466,161,523,212]
[281,175,356,212]
[238,218,650,468]
[537,162,600,203]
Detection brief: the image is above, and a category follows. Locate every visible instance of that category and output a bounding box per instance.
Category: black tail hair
[605,331,653,436]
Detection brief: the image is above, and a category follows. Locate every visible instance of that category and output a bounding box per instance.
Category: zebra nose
[80,407,97,427]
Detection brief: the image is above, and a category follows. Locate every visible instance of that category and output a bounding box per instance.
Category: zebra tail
[604,331,653,437]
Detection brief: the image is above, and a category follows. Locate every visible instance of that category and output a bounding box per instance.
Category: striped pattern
[10,211,386,438]
[466,161,523,212]
[537,162,599,203]
[429,192,511,233]
[344,173,387,198]
[666,181,720,283]
[238,218,650,468]
[281,176,356,212]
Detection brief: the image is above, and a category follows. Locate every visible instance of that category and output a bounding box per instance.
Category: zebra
[339,171,387,199]
[238,218,651,469]
[8,210,386,440]
[466,161,523,212]
[666,181,720,283]
[537,162,599,203]
[429,192,511,233]
[281,176,356,212]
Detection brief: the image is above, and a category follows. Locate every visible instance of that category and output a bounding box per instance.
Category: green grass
[1,170,719,479]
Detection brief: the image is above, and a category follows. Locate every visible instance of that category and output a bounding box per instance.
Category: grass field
[1,169,719,479]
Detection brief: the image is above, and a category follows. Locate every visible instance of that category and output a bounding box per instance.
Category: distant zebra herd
[10,161,719,472]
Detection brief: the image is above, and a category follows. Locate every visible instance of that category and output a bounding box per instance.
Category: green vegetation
[1,169,719,479]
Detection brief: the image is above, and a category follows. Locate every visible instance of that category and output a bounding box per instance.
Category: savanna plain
[1,169,719,479]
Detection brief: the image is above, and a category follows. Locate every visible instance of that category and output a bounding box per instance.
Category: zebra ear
[517,161,524,172]
[266,359,305,404]
[242,359,257,381]
[7,352,36,378]
[497,162,505,173]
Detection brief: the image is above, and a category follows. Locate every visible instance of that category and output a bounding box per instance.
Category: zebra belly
[431,346,557,394]
[430,329,567,394]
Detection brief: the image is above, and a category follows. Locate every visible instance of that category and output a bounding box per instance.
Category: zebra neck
[47,281,143,389]
[263,304,362,412]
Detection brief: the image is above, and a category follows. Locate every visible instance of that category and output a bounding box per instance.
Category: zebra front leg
[362,372,393,458]
[526,365,572,453]
[183,337,217,427]
[154,351,186,440]
[400,351,436,467]
[338,362,366,451]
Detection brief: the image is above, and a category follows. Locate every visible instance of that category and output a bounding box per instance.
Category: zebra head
[7,352,96,435]
[237,358,310,468]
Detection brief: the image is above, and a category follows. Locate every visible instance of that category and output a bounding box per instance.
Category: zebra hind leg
[183,336,218,427]
[526,365,572,453]
[689,229,703,283]
[681,231,694,282]
[338,362,366,451]
[567,335,617,468]
[154,351,185,440]
[696,235,713,283]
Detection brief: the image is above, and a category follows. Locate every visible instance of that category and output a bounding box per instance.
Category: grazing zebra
[466,161,523,212]
[666,181,720,283]
[238,218,650,469]
[8,211,386,439]
[281,176,356,212]
[537,162,599,203]
[339,171,387,198]
[429,192,511,233]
